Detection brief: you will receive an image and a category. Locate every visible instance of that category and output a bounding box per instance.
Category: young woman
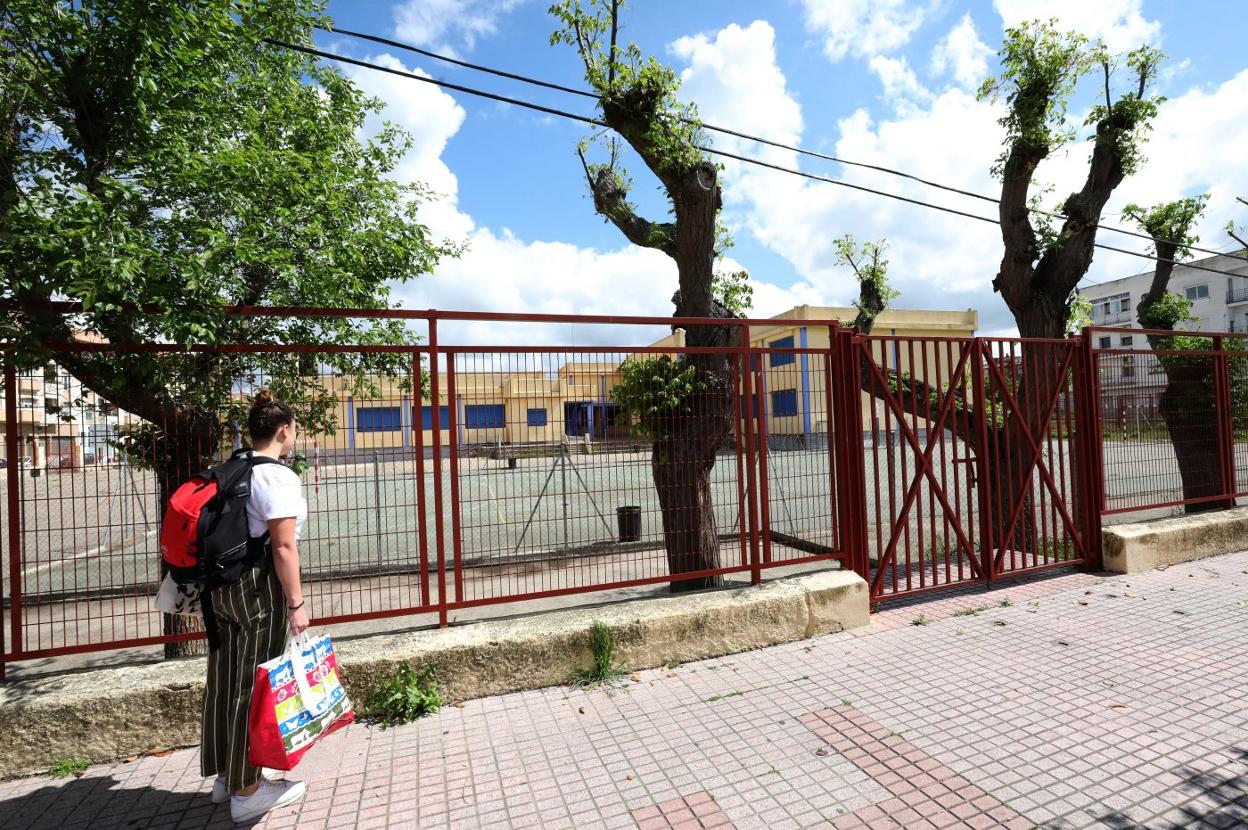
[200,389,310,823]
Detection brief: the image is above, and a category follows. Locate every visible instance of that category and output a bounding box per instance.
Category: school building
[324,305,978,453]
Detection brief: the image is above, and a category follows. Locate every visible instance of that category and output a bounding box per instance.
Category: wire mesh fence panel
[754,344,844,569]
[1094,337,1246,518]
[446,348,751,605]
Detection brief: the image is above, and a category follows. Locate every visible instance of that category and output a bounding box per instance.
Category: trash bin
[617,506,642,543]
[507,457,518,470]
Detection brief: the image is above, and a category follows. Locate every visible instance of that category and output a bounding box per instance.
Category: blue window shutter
[356,406,401,433]
[465,404,506,429]
[527,408,548,427]
[421,405,450,429]
[769,336,795,367]
[771,389,798,417]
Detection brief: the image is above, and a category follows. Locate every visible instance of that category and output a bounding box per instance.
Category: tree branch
[578,147,676,257]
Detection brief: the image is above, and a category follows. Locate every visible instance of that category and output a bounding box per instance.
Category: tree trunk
[1157,361,1229,513]
[160,412,223,658]
[651,429,723,592]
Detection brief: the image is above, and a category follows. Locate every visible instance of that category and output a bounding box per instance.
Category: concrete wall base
[1102,506,1248,574]
[0,569,868,779]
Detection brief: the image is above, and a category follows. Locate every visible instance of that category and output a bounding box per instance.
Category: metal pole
[428,313,448,626]
[5,357,22,673]
[561,442,570,553]
[373,450,382,554]
[1213,336,1237,507]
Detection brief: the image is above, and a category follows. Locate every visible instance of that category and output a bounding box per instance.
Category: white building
[1078,250,1248,349]
[1078,250,1248,424]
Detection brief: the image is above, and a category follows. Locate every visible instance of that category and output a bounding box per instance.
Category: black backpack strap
[201,589,222,651]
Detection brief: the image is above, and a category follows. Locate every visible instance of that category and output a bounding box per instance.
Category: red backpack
[160,449,278,647]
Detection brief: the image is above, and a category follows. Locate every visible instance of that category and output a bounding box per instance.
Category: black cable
[268,39,1248,282]
[316,24,1241,262]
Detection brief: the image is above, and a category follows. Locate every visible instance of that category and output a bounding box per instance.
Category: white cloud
[340,41,808,346]
[993,0,1160,52]
[799,0,938,62]
[930,12,994,90]
[671,18,1248,335]
[343,54,474,240]
[869,55,934,114]
[393,0,526,57]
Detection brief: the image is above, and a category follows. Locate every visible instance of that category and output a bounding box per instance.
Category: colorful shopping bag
[247,633,354,770]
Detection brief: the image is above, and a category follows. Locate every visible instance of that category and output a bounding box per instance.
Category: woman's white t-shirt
[246,455,307,540]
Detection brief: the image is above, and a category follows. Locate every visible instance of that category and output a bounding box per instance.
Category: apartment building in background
[1077,250,1248,424]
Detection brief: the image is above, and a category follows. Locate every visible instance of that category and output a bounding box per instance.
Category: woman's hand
[288,606,310,637]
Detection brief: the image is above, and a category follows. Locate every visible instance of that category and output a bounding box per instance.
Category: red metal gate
[850,334,1099,603]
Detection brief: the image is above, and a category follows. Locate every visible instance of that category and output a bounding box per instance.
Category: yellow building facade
[315,305,978,452]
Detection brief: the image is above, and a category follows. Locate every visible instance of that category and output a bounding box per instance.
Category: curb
[0,569,867,778]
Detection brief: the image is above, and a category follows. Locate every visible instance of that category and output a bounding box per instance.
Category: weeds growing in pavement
[362,663,445,729]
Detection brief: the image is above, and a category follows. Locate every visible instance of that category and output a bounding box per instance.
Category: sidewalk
[2,553,1246,829]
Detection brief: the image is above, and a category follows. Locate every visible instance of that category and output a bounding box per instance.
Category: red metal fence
[2,309,1245,676]
[1090,328,1247,518]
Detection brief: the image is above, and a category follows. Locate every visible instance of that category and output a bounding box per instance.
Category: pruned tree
[551,0,746,591]
[978,21,1164,339]
[849,20,1170,557]
[1128,196,1239,512]
[1,1,456,654]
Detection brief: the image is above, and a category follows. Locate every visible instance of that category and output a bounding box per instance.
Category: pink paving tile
[802,705,1027,830]
[631,792,735,829]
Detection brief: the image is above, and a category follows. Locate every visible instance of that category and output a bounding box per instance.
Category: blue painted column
[401,394,410,448]
[346,395,355,450]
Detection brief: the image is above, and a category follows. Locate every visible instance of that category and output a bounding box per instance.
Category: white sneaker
[229,779,307,823]
[211,770,272,804]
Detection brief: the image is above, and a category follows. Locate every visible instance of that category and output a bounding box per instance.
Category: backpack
[159,448,278,648]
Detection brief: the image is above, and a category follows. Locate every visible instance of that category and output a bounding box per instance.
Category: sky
[317,0,1248,342]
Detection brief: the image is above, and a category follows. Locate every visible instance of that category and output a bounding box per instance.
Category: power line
[267,39,1248,282]
[317,24,1239,262]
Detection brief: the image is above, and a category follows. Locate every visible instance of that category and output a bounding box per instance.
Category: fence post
[428,313,448,627]
[1213,336,1238,507]
[413,349,431,609]
[835,328,869,583]
[968,339,996,582]
[738,327,762,585]
[1072,329,1105,570]
[4,356,21,681]
[445,351,464,605]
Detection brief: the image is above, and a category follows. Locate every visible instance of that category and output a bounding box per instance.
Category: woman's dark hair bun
[248,388,294,443]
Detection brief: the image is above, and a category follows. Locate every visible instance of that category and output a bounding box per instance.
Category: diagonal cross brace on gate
[982,344,1088,569]
[859,340,987,597]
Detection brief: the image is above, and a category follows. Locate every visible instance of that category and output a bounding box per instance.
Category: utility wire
[268,39,1248,282]
[318,24,1241,263]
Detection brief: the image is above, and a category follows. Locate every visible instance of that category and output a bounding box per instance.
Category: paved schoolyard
[2,552,1246,829]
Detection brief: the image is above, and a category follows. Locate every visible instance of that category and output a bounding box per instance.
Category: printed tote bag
[247,633,354,769]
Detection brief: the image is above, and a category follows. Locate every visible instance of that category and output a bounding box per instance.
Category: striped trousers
[199,562,288,792]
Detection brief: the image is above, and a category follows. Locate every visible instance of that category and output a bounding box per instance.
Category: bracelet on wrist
[287,600,305,613]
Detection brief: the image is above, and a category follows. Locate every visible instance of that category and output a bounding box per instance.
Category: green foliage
[47,758,91,778]
[1,1,457,468]
[569,620,626,688]
[1123,196,1209,258]
[1066,292,1093,336]
[978,19,1164,179]
[1084,46,1166,176]
[978,20,1091,175]
[911,614,932,626]
[834,235,897,326]
[362,663,445,729]
[550,1,707,178]
[1137,291,1196,332]
[611,356,718,442]
[711,268,753,316]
